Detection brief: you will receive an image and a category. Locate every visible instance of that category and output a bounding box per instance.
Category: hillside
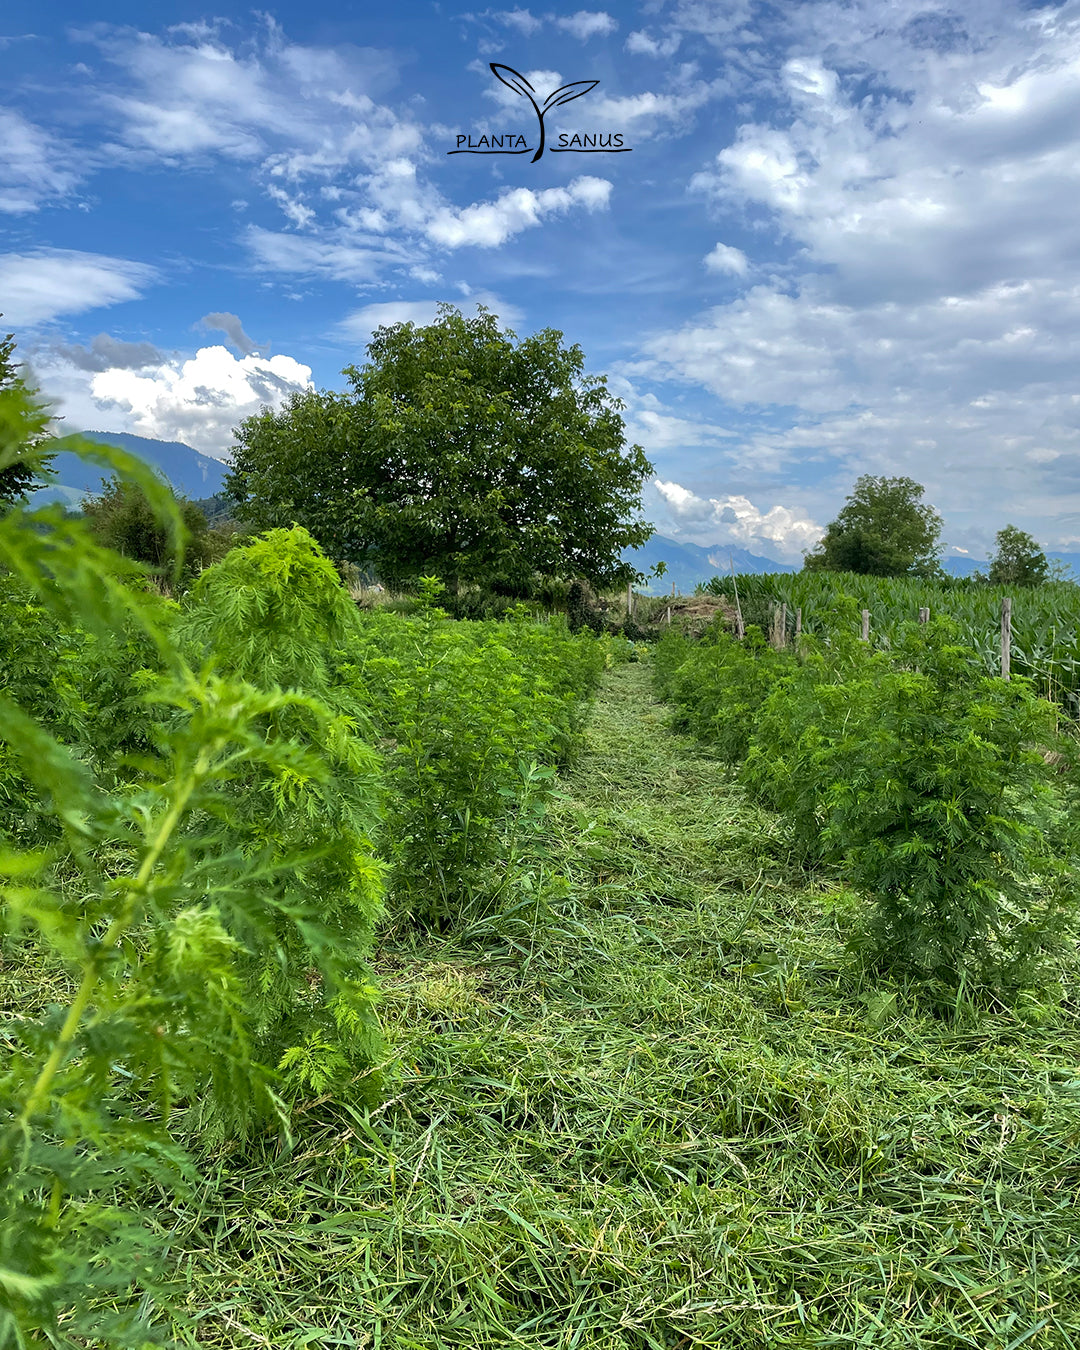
[625,534,798,593]
[32,431,230,504]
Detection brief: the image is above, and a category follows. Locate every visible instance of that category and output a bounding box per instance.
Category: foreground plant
[0,381,385,1344]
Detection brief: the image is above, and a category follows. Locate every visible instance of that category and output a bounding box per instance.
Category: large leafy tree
[987,524,1051,587]
[0,323,54,505]
[225,305,655,591]
[804,474,944,577]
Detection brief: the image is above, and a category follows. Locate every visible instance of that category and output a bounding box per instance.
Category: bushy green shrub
[348,583,604,926]
[83,473,224,575]
[658,603,1079,998]
[177,527,386,1097]
[818,621,1076,993]
[0,395,387,1342]
[659,624,795,765]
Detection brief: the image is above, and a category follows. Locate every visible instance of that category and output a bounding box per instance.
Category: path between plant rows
[181,659,1080,1350]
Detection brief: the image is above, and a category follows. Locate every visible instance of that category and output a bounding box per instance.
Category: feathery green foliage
[0,388,387,1343]
[656,604,1079,998]
[346,578,606,926]
[703,568,1080,712]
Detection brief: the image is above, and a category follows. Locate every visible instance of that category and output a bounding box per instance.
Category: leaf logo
[489,63,599,162]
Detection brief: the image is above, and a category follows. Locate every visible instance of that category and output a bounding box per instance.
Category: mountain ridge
[32,431,229,504]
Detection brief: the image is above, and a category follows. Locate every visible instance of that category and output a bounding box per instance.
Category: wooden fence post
[861,609,870,642]
[729,557,745,639]
[627,582,633,620]
[918,607,929,624]
[1001,596,1011,681]
[795,607,802,641]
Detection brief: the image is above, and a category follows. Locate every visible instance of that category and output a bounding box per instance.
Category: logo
[448,63,633,164]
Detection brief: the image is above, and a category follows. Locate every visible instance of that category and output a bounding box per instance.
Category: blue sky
[3,1,1080,562]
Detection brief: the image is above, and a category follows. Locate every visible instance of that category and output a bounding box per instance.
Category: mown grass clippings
[137,661,1080,1350]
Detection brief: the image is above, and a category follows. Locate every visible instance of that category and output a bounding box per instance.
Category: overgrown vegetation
[656,604,1080,1002]
[0,383,606,1343]
[704,568,1080,711]
[3,330,1079,1347]
[77,662,1080,1349]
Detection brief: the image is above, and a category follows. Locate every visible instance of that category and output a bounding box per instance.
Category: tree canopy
[987,524,1051,587]
[803,475,944,577]
[225,305,655,591]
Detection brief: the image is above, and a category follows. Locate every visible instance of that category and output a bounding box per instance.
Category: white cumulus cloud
[652,480,823,559]
[425,177,611,248]
[704,243,748,276]
[63,345,314,457]
[556,11,618,41]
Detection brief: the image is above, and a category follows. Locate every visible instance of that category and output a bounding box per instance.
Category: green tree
[987,524,1050,587]
[803,475,944,578]
[83,474,217,572]
[225,305,655,592]
[0,323,54,504]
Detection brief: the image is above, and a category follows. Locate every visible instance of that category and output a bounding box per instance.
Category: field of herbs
[703,571,1080,713]
[3,393,1080,1349]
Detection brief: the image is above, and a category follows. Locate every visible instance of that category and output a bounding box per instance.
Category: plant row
[0,403,608,1344]
[703,570,1080,711]
[654,605,1080,1002]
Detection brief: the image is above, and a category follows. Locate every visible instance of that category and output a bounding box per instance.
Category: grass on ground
[150,662,1080,1348]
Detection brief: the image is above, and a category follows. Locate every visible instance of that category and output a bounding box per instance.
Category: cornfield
[702,571,1080,712]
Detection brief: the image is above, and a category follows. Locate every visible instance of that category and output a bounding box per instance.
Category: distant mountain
[943,554,1080,580]
[625,534,797,594]
[626,539,1080,591]
[31,431,229,504]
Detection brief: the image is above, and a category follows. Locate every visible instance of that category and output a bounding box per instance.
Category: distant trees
[83,475,222,573]
[225,305,655,593]
[986,525,1050,588]
[804,475,944,578]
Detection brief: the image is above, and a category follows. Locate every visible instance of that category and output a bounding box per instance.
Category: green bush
[177,527,386,1099]
[0,394,387,1342]
[658,624,794,765]
[657,602,1079,998]
[818,621,1076,993]
[348,584,604,926]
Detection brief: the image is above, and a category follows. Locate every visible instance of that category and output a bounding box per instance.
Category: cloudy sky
[3,0,1080,561]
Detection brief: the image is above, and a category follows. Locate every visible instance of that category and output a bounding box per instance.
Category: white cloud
[632,2,1080,550]
[81,345,313,456]
[0,110,79,213]
[246,227,410,282]
[625,30,681,58]
[335,301,443,340]
[555,11,617,41]
[493,9,542,34]
[651,480,823,559]
[425,177,611,248]
[0,250,158,328]
[624,408,734,451]
[704,243,748,276]
[335,293,525,344]
[85,25,421,202]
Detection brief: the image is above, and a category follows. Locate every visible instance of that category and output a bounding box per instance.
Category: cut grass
[153,662,1080,1346]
